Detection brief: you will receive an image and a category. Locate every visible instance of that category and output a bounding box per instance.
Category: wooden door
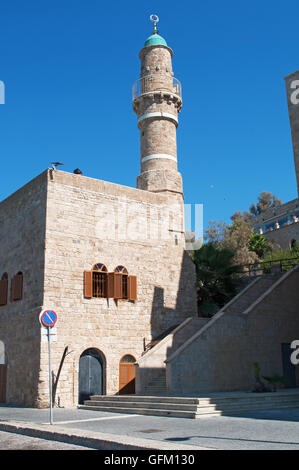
[78,350,103,404]
[119,363,136,395]
[0,365,7,403]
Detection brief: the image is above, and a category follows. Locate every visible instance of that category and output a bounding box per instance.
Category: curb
[0,420,212,450]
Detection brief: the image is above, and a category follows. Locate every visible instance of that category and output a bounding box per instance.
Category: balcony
[132,74,182,102]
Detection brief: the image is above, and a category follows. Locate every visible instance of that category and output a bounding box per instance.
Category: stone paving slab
[0,420,211,451]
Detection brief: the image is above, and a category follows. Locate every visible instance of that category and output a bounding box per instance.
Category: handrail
[132,74,182,101]
[238,256,299,276]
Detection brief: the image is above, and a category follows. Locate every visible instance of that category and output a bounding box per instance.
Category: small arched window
[120,354,136,364]
[114,266,128,274]
[93,264,108,273]
[0,274,8,306]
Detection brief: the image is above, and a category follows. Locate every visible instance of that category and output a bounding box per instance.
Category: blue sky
[0,0,298,234]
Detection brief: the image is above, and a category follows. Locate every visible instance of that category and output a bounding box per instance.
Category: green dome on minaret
[144,14,167,47]
[144,33,167,47]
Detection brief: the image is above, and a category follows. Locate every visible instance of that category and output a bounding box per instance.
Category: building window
[84,264,107,298]
[0,274,8,306]
[114,266,128,299]
[10,272,23,302]
[92,264,108,298]
[84,265,137,301]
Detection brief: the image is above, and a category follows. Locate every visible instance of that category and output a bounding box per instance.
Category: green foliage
[262,374,287,392]
[262,247,299,271]
[192,243,242,316]
[252,363,270,393]
[248,232,271,258]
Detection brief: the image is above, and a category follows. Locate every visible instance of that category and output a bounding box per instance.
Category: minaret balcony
[132,74,182,102]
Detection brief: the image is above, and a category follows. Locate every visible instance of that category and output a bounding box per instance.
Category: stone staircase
[79,389,299,418]
[223,274,282,316]
[136,317,210,395]
[141,369,167,396]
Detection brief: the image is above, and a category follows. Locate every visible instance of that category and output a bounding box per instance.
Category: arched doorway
[78,349,104,404]
[119,354,136,395]
[0,341,7,403]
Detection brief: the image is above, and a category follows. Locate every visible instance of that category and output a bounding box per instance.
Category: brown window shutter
[11,273,23,301]
[107,272,115,298]
[128,275,137,301]
[114,273,123,299]
[0,280,8,306]
[84,271,93,298]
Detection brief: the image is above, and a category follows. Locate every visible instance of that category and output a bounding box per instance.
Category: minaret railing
[132,75,182,102]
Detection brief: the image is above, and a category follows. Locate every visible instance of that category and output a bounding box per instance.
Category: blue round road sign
[41,310,57,328]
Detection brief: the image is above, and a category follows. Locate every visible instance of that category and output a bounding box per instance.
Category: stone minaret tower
[132,16,183,200]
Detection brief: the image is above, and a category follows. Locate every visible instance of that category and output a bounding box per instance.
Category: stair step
[89,395,200,404]
[79,404,199,418]
[85,400,199,411]
[79,391,299,418]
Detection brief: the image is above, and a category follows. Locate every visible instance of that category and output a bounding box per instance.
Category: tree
[204,220,228,244]
[250,191,282,216]
[192,243,242,317]
[205,218,261,266]
[248,232,271,258]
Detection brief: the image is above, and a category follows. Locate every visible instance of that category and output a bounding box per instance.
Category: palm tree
[192,243,242,317]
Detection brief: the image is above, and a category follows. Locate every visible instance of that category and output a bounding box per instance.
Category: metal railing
[238,257,299,277]
[132,74,182,101]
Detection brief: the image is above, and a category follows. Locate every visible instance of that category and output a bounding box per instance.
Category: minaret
[132,15,183,199]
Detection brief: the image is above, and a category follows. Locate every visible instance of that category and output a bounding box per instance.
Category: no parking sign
[39,310,57,329]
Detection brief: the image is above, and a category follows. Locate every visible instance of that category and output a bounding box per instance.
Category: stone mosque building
[0,17,198,407]
[0,17,299,411]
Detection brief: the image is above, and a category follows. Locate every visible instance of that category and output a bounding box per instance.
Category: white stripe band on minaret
[142,154,177,163]
[138,111,178,126]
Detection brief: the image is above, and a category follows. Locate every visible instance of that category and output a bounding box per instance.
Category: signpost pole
[39,309,57,426]
[47,326,53,425]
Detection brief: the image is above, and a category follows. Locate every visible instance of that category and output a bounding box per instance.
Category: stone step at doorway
[78,388,299,419]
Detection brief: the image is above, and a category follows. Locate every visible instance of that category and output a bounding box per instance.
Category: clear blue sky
[0,0,298,233]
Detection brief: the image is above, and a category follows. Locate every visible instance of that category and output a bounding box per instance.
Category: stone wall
[38,169,197,407]
[166,268,299,394]
[263,221,299,250]
[0,171,48,406]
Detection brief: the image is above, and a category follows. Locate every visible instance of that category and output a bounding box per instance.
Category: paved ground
[0,430,92,450]
[1,405,299,450]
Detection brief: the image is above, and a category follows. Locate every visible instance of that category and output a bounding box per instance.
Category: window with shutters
[84,264,108,299]
[0,273,8,306]
[84,264,137,301]
[11,272,23,302]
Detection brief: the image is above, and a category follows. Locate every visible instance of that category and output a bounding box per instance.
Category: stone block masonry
[0,169,196,407]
